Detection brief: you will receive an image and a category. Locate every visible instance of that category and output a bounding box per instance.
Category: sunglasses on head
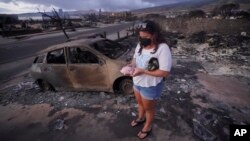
[138,23,147,29]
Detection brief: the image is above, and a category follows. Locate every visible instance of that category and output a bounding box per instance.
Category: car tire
[119,78,133,94]
[37,80,55,92]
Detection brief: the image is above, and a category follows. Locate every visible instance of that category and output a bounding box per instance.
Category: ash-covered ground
[0,34,249,141]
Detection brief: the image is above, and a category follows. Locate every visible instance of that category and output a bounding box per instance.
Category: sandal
[131,118,146,127]
[137,128,152,139]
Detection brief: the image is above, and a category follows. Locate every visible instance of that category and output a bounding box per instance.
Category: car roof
[38,38,105,54]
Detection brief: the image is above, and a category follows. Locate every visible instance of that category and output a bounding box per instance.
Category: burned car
[31,38,133,94]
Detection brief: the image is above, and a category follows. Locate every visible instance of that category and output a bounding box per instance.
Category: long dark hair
[138,20,165,55]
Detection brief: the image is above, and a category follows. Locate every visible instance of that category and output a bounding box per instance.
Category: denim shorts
[133,80,164,100]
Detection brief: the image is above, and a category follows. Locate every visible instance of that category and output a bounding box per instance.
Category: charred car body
[31,38,133,94]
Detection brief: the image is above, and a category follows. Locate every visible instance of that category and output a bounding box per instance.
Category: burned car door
[67,47,109,91]
[43,48,71,89]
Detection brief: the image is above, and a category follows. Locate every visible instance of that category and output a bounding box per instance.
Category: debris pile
[162,31,185,48]
[172,32,250,76]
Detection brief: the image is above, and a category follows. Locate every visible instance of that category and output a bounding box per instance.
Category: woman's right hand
[132,68,144,77]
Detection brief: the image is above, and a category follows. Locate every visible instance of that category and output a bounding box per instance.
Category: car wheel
[37,80,55,92]
[119,78,133,94]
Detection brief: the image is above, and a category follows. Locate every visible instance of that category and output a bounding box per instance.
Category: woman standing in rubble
[129,20,172,139]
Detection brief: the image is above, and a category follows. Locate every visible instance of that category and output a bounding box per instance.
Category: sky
[0,0,193,14]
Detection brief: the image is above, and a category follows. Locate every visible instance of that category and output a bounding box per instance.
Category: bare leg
[131,88,145,126]
[138,98,156,138]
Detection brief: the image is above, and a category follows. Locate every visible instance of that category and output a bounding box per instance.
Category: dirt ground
[0,55,249,141]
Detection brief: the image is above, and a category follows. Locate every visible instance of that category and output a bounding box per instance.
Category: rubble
[13,81,39,92]
[174,32,250,77]
[58,96,65,102]
[176,116,192,135]
[194,110,218,126]
[159,107,167,114]
[189,31,206,44]
[54,119,65,130]
[162,31,184,48]
[193,119,217,141]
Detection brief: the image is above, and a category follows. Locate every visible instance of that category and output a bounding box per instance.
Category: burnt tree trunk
[38,8,70,40]
[52,9,70,40]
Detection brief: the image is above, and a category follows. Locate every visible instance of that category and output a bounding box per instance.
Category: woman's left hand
[132,68,145,77]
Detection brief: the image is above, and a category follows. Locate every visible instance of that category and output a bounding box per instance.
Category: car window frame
[46,48,67,65]
[67,46,100,64]
[33,54,46,64]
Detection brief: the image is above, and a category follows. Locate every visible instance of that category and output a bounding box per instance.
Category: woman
[128,20,172,139]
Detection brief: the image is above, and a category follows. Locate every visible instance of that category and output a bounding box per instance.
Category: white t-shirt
[133,43,172,87]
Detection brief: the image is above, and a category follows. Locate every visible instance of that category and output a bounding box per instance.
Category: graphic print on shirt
[136,54,151,69]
